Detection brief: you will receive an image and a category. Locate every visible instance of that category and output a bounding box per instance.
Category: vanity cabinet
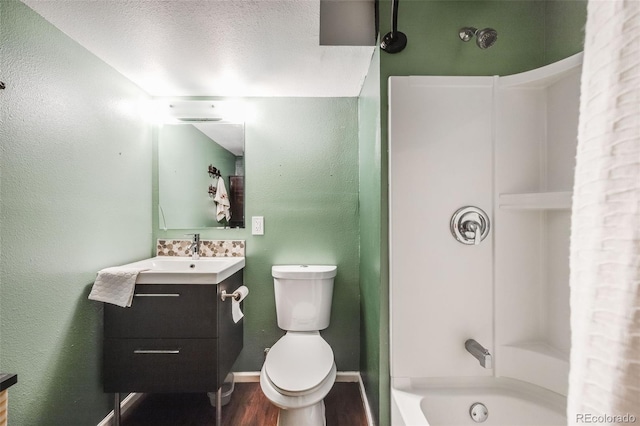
[103,270,243,393]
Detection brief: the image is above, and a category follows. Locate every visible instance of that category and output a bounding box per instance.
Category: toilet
[260,265,338,426]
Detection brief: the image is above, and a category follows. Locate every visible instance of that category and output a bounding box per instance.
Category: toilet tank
[272,265,337,331]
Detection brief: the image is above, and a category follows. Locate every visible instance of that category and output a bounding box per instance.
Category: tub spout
[465,339,492,368]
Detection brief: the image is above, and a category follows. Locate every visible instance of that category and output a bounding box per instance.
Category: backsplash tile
[157,239,245,257]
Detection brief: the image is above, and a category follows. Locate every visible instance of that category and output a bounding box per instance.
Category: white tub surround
[390,75,495,380]
[389,53,582,425]
[493,54,582,396]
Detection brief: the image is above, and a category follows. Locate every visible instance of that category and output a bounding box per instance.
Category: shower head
[476,28,498,49]
[459,27,498,49]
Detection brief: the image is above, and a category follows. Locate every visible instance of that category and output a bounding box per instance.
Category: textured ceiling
[22,0,375,97]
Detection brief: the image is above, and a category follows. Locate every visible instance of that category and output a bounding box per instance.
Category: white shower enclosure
[389,53,583,423]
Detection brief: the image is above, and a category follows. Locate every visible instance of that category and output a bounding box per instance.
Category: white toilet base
[277,400,326,426]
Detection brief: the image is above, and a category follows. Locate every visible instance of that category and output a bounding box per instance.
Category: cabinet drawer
[103,338,218,393]
[104,284,217,338]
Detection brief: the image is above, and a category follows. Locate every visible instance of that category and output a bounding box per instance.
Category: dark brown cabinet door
[104,285,218,339]
[103,271,244,393]
[104,338,217,393]
[229,176,244,228]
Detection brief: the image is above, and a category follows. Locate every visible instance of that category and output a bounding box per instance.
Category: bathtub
[391,377,566,426]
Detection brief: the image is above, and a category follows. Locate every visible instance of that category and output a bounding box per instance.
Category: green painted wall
[0,1,152,424]
[381,1,547,79]
[358,47,383,425]
[544,0,587,65]
[153,97,361,371]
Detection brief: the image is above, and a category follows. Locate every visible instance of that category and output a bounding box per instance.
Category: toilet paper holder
[220,290,242,301]
[221,286,249,324]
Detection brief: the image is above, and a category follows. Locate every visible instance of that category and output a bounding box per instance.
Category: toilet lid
[265,333,334,394]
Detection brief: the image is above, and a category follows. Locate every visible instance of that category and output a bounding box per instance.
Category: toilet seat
[263,365,330,397]
[260,362,337,411]
[264,332,334,396]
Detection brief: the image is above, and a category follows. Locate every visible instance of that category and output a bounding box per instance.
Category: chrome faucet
[186,233,200,260]
[465,339,492,368]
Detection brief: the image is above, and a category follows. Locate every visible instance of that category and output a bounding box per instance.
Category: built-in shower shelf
[499,342,569,396]
[498,191,572,210]
[504,341,569,360]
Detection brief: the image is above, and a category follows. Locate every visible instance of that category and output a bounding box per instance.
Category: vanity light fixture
[144,99,246,124]
[176,117,222,122]
[164,101,224,123]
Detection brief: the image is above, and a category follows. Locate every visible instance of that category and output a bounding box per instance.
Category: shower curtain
[568,0,640,423]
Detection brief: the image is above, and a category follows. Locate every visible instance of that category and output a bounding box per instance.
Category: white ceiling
[22,0,375,98]
[194,123,245,156]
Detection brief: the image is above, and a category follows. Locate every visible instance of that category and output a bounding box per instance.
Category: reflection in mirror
[158,122,244,229]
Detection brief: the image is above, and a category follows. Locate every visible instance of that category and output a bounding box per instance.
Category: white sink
[120,256,245,284]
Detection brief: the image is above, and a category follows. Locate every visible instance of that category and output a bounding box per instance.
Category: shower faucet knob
[463,221,482,245]
[450,206,490,245]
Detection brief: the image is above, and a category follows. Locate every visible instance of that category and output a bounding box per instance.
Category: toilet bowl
[260,265,337,426]
[260,332,337,425]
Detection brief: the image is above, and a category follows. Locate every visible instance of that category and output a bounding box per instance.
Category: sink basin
[120,256,245,284]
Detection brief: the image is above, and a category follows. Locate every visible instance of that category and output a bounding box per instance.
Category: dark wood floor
[122,382,368,426]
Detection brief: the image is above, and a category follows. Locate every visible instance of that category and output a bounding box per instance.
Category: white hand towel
[213,177,231,222]
[88,267,148,308]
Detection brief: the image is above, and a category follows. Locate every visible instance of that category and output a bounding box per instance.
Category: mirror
[158,122,245,229]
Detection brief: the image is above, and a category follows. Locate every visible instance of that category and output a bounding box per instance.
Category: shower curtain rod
[380,0,407,54]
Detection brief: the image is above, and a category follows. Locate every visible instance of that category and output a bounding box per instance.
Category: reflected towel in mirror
[214,177,231,222]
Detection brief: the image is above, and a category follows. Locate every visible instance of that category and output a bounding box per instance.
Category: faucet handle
[464,221,482,245]
[185,234,201,260]
[451,206,490,245]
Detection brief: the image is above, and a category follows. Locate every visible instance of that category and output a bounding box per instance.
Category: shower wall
[389,54,582,394]
[494,57,581,395]
[389,77,495,378]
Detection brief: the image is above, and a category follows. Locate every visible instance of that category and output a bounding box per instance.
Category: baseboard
[97,393,146,426]
[357,373,376,426]
[231,371,261,382]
